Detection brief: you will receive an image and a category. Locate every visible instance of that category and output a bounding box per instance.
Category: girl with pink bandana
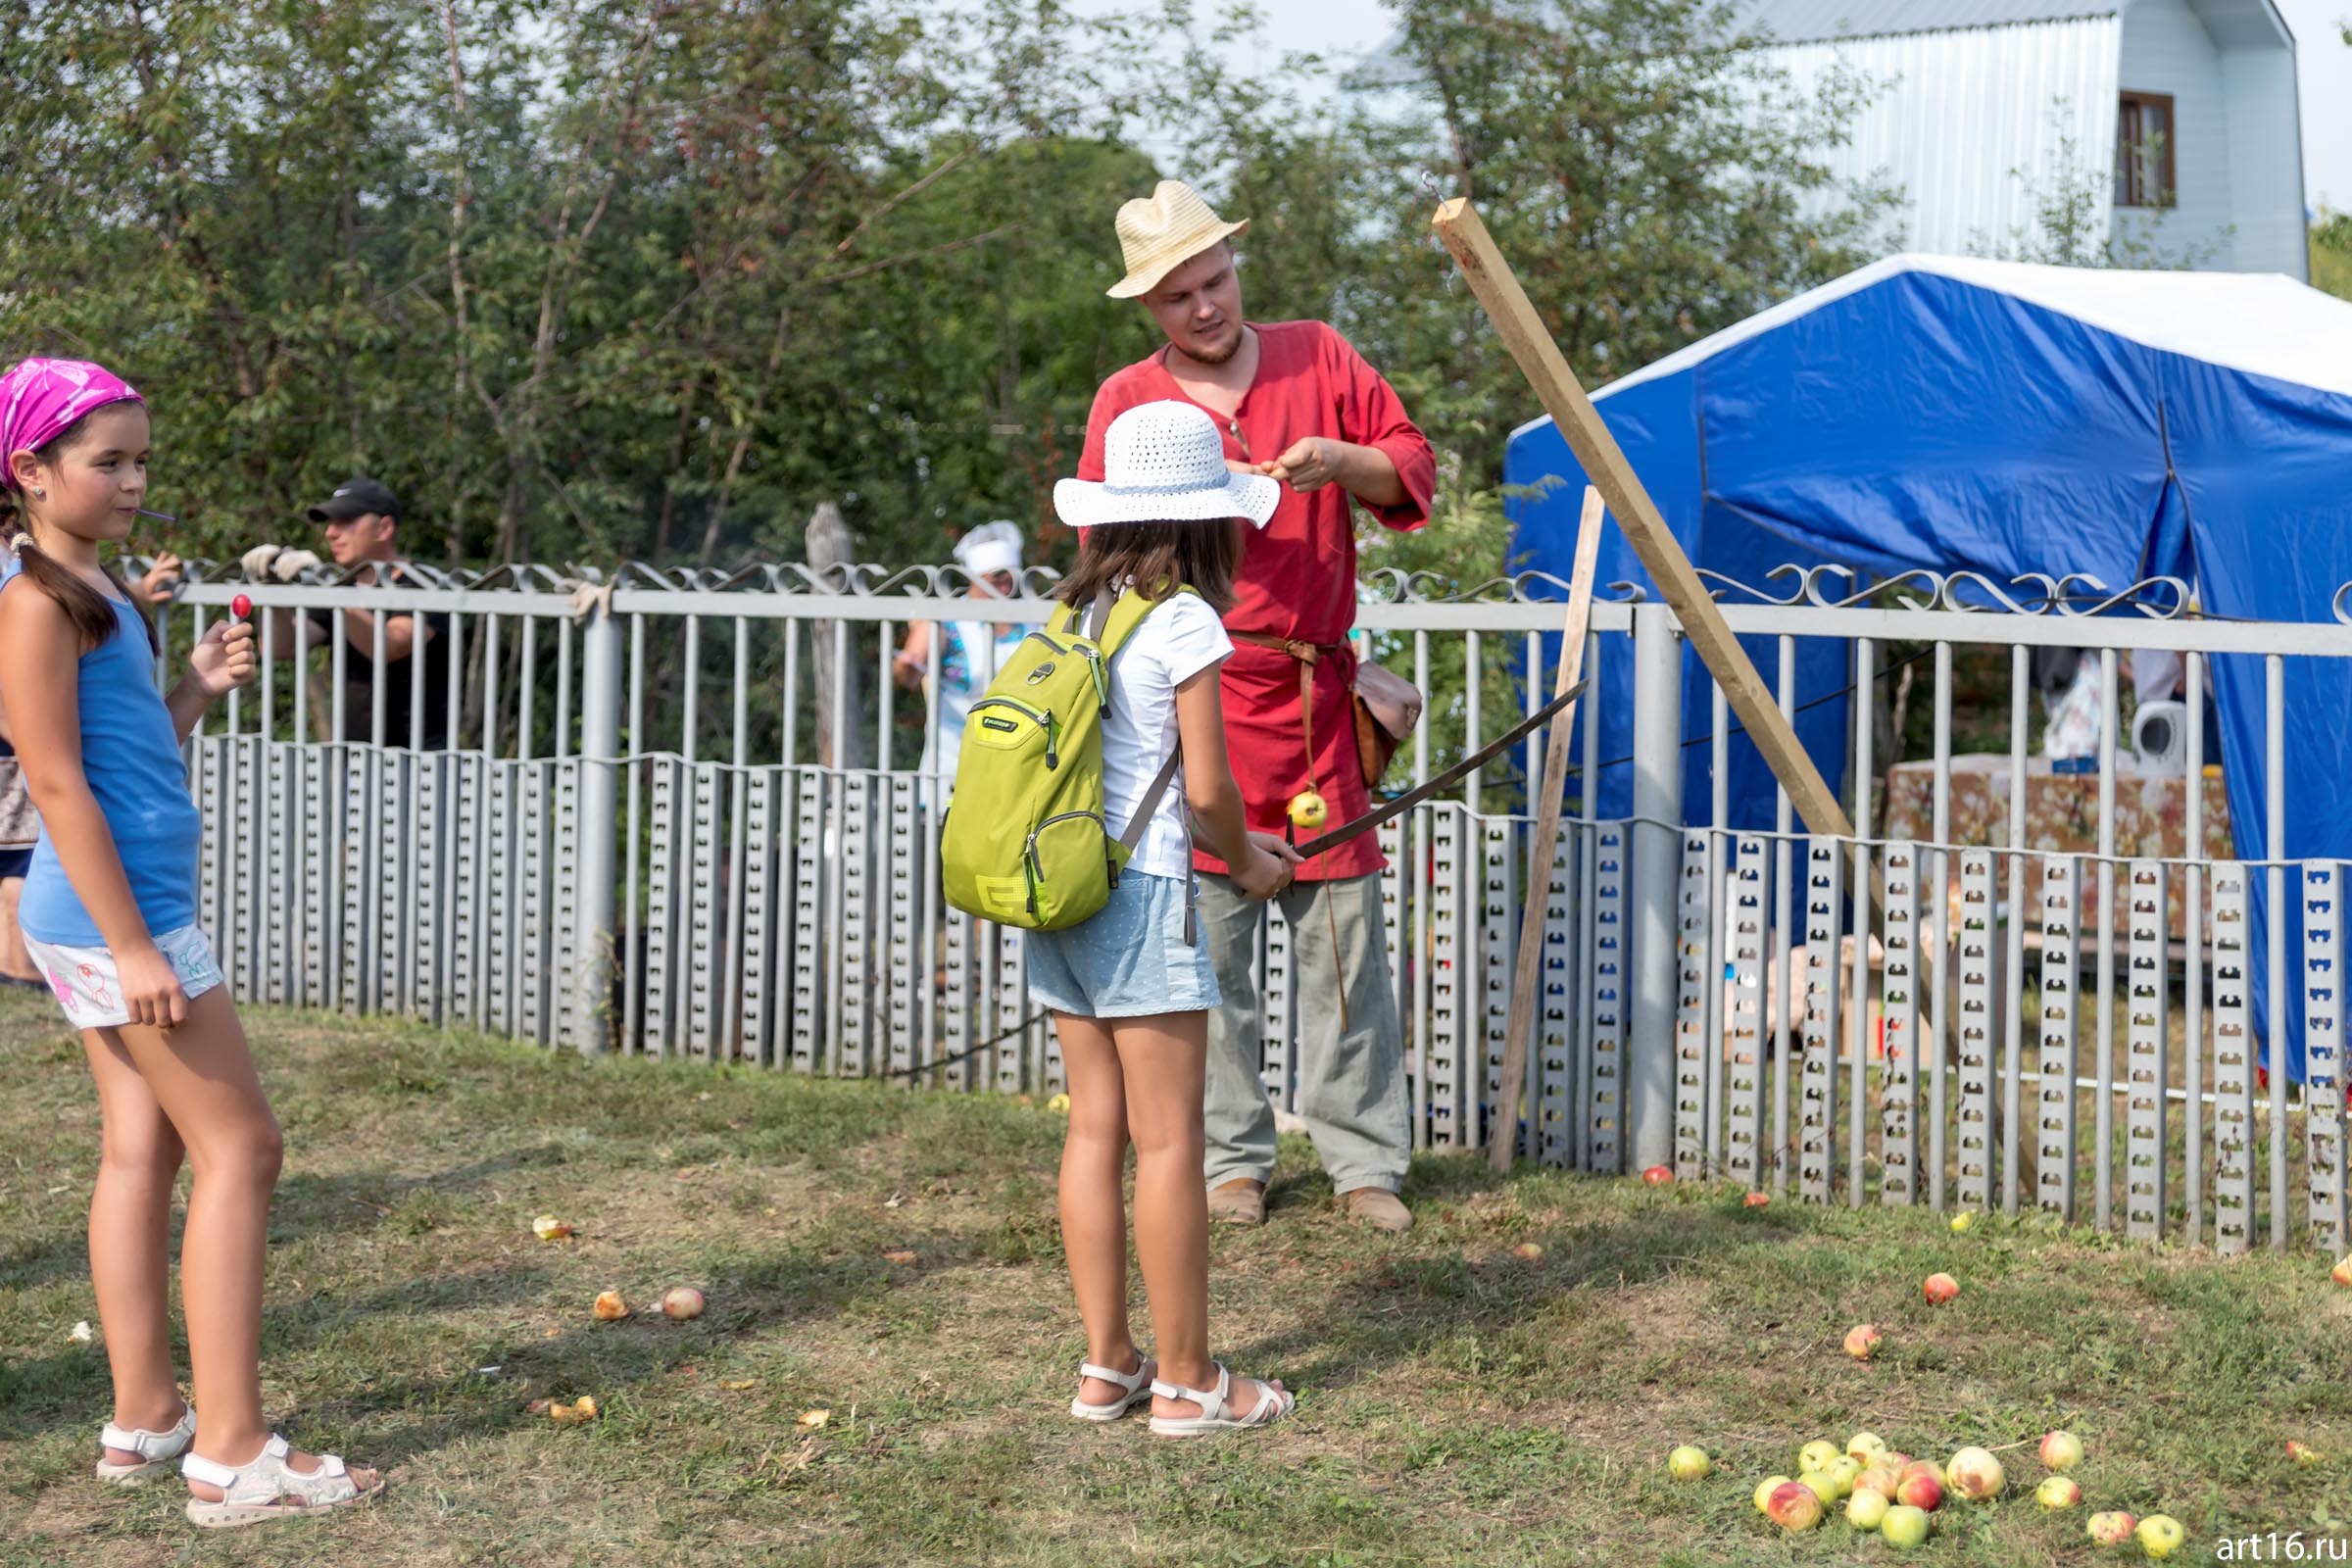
[0,358,383,1526]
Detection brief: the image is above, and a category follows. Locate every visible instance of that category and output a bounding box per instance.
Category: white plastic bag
[2043,658,2102,761]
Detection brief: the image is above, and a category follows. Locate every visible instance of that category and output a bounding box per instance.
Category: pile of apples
[1668,1426,2187,1554]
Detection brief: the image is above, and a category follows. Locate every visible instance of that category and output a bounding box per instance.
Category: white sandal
[180,1434,384,1528]
[1070,1355,1156,1422]
[1148,1363,1295,1438]
[94,1404,195,1484]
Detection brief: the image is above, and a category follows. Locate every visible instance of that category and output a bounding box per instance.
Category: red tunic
[1079,320,1436,880]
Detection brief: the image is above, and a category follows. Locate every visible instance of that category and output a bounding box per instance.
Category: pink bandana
[0,358,143,493]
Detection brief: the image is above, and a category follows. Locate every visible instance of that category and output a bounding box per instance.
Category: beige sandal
[180,1434,383,1528]
[94,1405,195,1484]
[1148,1363,1295,1438]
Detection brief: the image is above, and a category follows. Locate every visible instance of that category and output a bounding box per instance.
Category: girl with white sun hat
[1033,400,1303,1438]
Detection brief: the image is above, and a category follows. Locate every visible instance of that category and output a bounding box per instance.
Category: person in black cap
[244,478,452,749]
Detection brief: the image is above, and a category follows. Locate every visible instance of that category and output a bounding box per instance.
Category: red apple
[1855,1459,1904,1499]
[1642,1164,1675,1186]
[1894,1468,1943,1512]
[1923,1272,1960,1304]
[2036,1476,2082,1509]
[1765,1479,1824,1532]
[1844,1323,1882,1360]
[1743,1191,1770,1207]
[2086,1509,2138,1546]
[2287,1440,2324,1466]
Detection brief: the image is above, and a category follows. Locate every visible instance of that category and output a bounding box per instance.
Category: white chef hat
[953,519,1025,579]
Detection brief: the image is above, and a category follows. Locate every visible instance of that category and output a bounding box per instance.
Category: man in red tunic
[1080,181,1437,1232]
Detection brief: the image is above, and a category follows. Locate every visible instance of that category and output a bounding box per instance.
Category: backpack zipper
[1024,809,1106,902]
[967,696,1060,769]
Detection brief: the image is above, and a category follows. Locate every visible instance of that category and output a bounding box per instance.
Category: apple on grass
[1846,1488,1890,1531]
[2287,1440,2325,1466]
[1826,1456,1862,1497]
[1642,1164,1675,1186]
[2039,1429,2084,1472]
[1923,1271,1960,1304]
[1855,1460,1904,1500]
[1844,1324,1882,1360]
[2136,1515,2186,1558]
[1846,1432,1889,1463]
[2086,1510,2138,1546]
[2036,1476,2082,1509]
[1945,1446,2005,1500]
[1880,1504,1931,1549]
[1754,1475,1791,1515]
[1799,1440,1843,1474]
[2332,1253,2352,1287]
[1796,1471,1841,1507]
[1765,1480,1823,1532]
[662,1286,705,1321]
[1667,1446,1710,1480]
[1894,1468,1943,1512]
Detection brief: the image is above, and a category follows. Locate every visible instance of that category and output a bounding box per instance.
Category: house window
[2116,91,2177,208]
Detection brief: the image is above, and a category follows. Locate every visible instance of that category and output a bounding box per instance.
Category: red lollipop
[230,593,253,620]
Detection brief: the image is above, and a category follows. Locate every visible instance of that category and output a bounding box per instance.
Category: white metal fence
[153,561,2352,1255]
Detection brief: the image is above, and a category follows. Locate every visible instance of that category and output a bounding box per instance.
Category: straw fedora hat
[1054,403,1279,529]
[1104,180,1250,299]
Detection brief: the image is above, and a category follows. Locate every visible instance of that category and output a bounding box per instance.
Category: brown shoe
[1207,1178,1267,1226]
[1340,1188,1413,1233]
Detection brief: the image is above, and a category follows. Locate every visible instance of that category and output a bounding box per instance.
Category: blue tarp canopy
[1505,254,2352,1081]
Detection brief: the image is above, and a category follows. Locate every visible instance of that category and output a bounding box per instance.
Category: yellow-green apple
[1950,1210,1975,1232]
[2039,1430,2084,1471]
[1797,1470,1841,1506]
[2287,1440,2324,1466]
[662,1286,705,1320]
[1667,1446,1710,1479]
[2036,1476,2082,1509]
[1828,1456,1863,1497]
[1847,1432,1889,1463]
[1880,1504,1931,1548]
[1766,1480,1824,1532]
[1847,1488,1890,1530]
[2135,1515,2185,1557]
[1945,1446,2004,1500]
[1799,1440,1842,1473]
[2086,1510,2137,1546]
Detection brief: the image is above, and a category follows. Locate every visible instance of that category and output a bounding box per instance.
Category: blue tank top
[0,561,203,947]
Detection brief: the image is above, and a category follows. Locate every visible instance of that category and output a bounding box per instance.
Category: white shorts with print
[22,924,224,1029]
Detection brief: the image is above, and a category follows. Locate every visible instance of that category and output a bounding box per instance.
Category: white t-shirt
[1099,592,1233,878]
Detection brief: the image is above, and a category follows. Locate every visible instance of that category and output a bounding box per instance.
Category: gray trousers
[1199,871,1410,1196]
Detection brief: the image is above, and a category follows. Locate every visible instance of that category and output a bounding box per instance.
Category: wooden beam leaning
[1430,198,1855,844]
[1489,485,1605,1172]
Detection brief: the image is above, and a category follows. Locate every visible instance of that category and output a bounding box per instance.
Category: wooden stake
[1431,198,1856,844]
[1489,485,1605,1172]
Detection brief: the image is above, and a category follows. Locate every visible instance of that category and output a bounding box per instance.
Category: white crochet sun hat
[1054,402,1279,530]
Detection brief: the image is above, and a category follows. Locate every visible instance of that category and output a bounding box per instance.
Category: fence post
[1628,603,1685,1172]
[574,590,622,1055]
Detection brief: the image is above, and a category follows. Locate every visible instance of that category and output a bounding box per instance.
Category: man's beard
[1180,320,1241,367]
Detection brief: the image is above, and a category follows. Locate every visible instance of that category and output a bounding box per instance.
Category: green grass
[4,993,2351,1565]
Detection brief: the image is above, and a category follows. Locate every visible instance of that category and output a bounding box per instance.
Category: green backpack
[940,588,1190,931]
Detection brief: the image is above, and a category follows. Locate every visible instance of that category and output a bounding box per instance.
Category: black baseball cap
[308,477,401,523]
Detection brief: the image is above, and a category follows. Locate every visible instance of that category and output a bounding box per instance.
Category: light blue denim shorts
[1024,871,1219,1019]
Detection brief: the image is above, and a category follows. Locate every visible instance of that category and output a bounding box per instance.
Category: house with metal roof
[1738,0,2309,276]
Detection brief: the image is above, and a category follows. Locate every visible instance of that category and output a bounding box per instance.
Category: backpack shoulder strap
[1095,582,1197,659]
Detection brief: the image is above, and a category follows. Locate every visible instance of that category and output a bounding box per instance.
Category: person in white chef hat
[894,520,1031,808]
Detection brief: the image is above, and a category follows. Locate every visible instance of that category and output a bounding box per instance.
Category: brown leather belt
[1231,631,1340,797]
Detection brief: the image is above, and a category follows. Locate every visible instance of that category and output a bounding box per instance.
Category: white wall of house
[2218,44,2310,275]
[1764,19,2125,258]
[2115,0,2241,265]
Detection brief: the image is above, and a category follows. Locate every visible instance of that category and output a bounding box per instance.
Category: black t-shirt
[308,590,453,749]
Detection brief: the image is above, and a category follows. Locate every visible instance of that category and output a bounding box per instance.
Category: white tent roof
[1517,254,2352,439]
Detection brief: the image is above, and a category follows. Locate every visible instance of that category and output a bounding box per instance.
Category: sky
[1072,0,2352,213]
